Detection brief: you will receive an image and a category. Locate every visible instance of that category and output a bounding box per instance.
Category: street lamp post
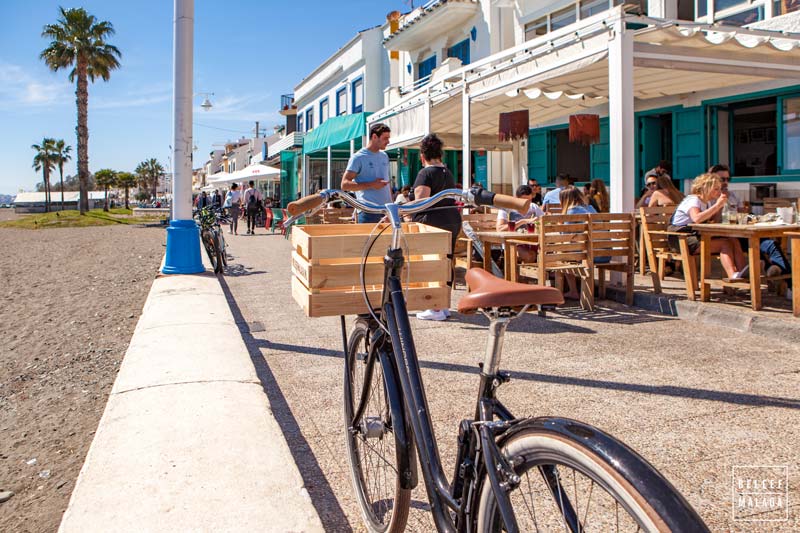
[162,0,204,274]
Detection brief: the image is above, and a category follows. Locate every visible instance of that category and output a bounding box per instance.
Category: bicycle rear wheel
[202,230,218,272]
[343,320,410,533]
[475,423,708,533]
[217,228,228,266]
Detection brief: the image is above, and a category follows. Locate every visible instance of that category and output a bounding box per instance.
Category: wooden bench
[763,197,798,214]
[454,213,497,271]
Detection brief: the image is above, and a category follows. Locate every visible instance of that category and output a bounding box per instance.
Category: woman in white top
[670,173,746,280]
[394,185,411,204]
[224,183,242,235]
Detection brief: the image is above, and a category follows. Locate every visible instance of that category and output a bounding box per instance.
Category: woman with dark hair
[412,133,462,321]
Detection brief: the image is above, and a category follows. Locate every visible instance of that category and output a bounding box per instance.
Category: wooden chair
[589,213,636,305]
[516,214,594,311]
[544,203,562,214]
[639,206,699,300]
[763,197,794,213]
[454,213,497,271]
[321,206,354,224]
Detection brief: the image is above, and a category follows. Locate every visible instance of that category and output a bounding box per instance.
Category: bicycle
[195,206,229,274]
[286,188,709,533]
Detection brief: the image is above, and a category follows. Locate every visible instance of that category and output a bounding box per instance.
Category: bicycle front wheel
[217,229,228,266]
[343,320,410,533]
[475,423,708,533]
[202,230,218,272]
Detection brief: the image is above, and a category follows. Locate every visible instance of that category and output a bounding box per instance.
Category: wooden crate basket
[291,223,452,317]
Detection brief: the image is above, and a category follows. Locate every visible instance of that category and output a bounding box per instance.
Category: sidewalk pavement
[58,258,324,532]
[218,229,800,531]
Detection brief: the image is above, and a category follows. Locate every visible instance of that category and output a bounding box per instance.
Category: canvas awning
[233,163,280,181]
[302,112,371,156]
[369,10,800,142]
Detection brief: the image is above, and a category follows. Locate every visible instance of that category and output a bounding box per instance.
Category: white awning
[207,172,232,184]
[233,163,280,181]
[369,10,800,142]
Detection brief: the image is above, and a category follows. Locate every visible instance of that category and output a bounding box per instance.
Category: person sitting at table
[668,172,748,280]
[557,186,602,300]
[496,185,543,232]
[649,175,684,207]
[542,173,570,205]
[588,179,610,212]
[710,163,789,279]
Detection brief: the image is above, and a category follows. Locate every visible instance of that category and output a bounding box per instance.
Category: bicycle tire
[343,320,410,533]
[216,228,228,267]
[475,423,708,533]
[202,230,218,272]
[212,233,224,274]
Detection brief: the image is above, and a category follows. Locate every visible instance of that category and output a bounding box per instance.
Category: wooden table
[476,231,539,281]
[691,223,800,310]
[787,232,800,317]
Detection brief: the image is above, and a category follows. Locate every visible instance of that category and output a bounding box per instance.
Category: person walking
[197,191,211,209]
[243,180,263,235]
[212,189,222,208]
[224,183,242,235]
[410,133,462,321]
[341,123,392,223]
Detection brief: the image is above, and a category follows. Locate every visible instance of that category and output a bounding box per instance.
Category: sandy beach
[0,217,165,532]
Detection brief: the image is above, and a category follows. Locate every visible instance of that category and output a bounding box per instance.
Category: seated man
[496,185,543,263]
[542,174,569,206]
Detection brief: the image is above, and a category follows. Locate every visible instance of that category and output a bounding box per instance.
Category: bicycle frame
[347,203,523,533]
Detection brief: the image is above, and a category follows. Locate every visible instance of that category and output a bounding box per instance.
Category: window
[580,0,609,18]
[447,39,470,66]
[319,98,329,125]
[352,77,364,114]
[550,5,577,30]
[298,114,304,133]
[336,87,347,116]
[783,97,800,170]
[418,55,437,81]
[717,5,763,25]
[306,108,314,131]
[524,17,548,41]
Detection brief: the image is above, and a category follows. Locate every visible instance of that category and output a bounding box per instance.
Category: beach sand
[0,220,165,532]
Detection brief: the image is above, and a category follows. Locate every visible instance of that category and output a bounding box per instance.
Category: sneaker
[417,309,447,321]
[442,308,451,318]
[766,265,782,278]
[732,265,750,280]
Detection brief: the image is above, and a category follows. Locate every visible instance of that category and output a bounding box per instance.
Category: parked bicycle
[195,206,229,274]
[286,188,709,533]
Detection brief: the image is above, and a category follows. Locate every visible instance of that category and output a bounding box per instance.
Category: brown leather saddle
[458,268,564,314]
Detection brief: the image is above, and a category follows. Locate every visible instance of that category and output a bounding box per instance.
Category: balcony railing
[280,94,295,109]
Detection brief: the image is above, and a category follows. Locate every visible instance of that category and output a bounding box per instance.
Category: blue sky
[0,0,408,194]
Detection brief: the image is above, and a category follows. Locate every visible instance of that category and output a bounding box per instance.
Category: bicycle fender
[378,349,418,490]
[497,417,710,533]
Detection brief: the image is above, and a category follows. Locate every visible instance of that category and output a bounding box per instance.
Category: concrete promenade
[58,261,324,531]
[220,228,799,531]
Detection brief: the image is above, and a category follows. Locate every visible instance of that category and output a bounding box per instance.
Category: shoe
[442,308,451,318]
[417,309,447,321]
[766,265,782,278]
[732,265,750,280]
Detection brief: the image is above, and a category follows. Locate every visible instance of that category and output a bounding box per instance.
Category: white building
[292,25,390,194]
[370,0,800,208]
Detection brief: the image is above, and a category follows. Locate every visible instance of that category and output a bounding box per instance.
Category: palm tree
[40,7,121,215]
[94,168,117,212]
[135,158,165,201]
[116,171,137,209]
[53,139,72,211]
[32,138,57,212]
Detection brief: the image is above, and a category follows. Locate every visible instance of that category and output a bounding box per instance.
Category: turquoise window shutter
[280,150,298,207]
[590,117,610,182]
[528,129,549,182]
[672,107,705,180]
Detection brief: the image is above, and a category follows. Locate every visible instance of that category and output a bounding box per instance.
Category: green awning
[302,112,371,156]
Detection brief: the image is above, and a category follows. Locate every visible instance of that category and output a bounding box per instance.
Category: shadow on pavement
[245,330,800,411]
[222,263,267,277]
[218,277,352,531]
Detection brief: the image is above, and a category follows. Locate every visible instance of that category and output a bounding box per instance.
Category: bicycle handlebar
[286,187,530,220]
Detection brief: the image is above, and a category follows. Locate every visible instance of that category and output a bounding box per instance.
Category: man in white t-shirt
[496,185,544,231]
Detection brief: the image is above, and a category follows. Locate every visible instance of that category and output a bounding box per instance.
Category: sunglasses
[646,182,657,187]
